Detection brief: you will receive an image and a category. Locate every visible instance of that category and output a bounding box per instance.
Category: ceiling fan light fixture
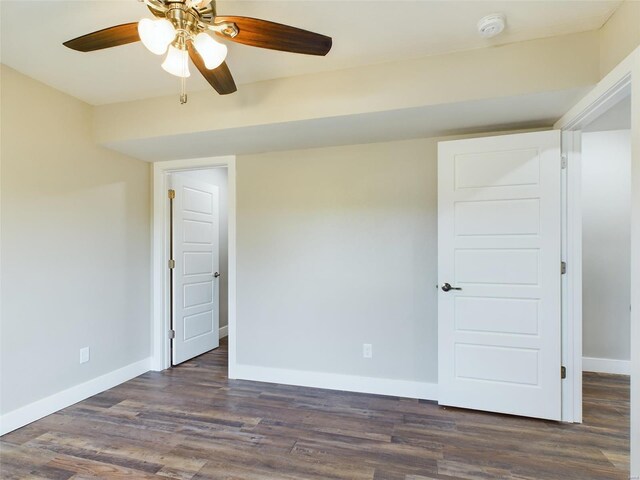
[138,18,176,55]
[193,32,227,70]
[162,45,191,78]
[63,0,333,101]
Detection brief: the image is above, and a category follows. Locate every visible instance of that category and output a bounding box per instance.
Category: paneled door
[437,130,562,420]
[171,175,220,365]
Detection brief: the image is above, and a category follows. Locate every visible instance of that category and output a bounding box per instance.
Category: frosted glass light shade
[162,45,190,78]
[138,18,176,55]
[193,32,227,70]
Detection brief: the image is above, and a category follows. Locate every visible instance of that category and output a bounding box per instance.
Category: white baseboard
[219,325,228,339]
[582,356,631,375]
[234,364,438,401]
[0,357,151,436]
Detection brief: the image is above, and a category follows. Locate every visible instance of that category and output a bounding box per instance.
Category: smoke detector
[477,14,506,38]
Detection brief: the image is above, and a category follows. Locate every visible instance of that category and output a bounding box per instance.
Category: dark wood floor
[1,339,629,479]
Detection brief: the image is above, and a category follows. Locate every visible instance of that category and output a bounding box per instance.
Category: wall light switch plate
[363,344,373,359]
[80,347,90,364]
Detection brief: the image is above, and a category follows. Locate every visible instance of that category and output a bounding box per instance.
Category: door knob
[441,283,462,292]
[214,272,221,278]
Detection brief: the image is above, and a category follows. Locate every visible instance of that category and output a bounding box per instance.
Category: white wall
[582,130,631,365]
[173,169,228,329]
[0,66,151,420]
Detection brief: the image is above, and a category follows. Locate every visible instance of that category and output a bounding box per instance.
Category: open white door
[438,130,562,420]
[171,175,220,365]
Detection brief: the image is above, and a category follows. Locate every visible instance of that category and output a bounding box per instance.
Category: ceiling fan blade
[214,16,332,56]
[188,44,237,95]
[63,23,139,52]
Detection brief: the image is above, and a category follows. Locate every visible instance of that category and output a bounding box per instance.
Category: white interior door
[171,175,220,365]
[438,130,562,420]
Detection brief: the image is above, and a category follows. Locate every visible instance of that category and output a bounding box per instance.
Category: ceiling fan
[63,0,332,103]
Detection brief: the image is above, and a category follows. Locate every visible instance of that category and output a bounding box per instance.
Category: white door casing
[437,130,562,420]
[171,175,220,365]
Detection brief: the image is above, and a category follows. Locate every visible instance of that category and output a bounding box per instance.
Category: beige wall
[236,138,438,382]
[0,66,151,414]
[600,0,640,77]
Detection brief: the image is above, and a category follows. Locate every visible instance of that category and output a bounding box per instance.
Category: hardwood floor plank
[45,454,165,479]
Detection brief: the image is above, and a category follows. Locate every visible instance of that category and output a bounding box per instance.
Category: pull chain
[180,76,188,104]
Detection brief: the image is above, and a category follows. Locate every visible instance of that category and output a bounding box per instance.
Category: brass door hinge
[169,329,176,339]
[561,261,567,275]
[561,366,567,379]
[168,259,175,269]
[168,189,175,199]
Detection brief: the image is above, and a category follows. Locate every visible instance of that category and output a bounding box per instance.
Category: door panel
[455,297,539,335]
[183,219,214,243]
[454,344,539,385]
[184,282,214,308]
[454,148,540,188]
[454,199,540,235]
[455,249,540,285]
[171,175,220,365]
[183,252,214,275]
[438,130,561,420]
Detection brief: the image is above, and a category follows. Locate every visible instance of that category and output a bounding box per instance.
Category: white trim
[235,365,438,401]
[583,357,631,376]
[219,325,228,339]
[632,49,640,479]
[560,129,583,424]
[554,46,639,473]
[558,75,631,131]
[0,357,151,436]
[555,51,635,131]
[151,156,237,377]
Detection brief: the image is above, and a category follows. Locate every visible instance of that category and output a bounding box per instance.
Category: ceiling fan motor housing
[165,4,200,37]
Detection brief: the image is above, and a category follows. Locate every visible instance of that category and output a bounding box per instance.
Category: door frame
[150,156,237,377]
[555,47,638,472]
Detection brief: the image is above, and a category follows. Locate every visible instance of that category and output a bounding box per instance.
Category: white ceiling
[1,0,621,105]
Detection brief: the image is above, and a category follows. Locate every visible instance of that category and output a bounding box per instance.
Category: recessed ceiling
[1,0,621,105]
[105,87,590,161]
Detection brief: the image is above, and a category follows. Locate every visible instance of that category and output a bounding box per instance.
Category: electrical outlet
[79,347,90,364]
[363,343,373,359]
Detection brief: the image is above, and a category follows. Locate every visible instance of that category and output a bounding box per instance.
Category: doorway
[578,94,632,469]
[151,155,237,374]
[581,97,632,378]
[555,84,633,477]
[435,100,632,426]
